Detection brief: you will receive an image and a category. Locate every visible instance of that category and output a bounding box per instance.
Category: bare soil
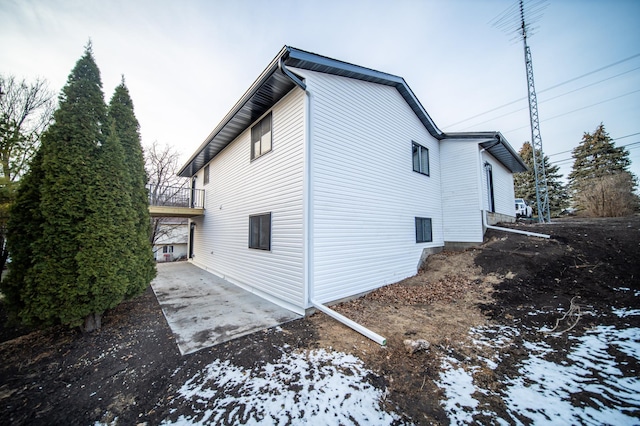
[1,216,639,425]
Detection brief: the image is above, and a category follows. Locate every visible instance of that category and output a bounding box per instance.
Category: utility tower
[493,0,551,222]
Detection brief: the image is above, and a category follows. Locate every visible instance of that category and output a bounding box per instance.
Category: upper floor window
[251,112,272,160]
[204,164,210,185]
[412,142,429,176]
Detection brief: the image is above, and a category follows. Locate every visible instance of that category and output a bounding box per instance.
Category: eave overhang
[178,46,444,177]
[444,131,528,173]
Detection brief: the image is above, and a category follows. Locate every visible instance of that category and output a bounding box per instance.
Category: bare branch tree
[144,141,189,246]
[1,75,56,272]
[0,75,56,182]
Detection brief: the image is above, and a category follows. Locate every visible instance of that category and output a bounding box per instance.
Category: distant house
[152,218,188,262]
[178,46,526,314]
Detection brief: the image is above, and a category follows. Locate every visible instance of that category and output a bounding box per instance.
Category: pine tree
[514,142,569,216]
[568,123,637,215]
[568,123,633,194]
[108,78,156,297]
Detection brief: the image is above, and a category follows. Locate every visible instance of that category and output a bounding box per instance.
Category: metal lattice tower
[520,0,550,222]
[493,0,551,222]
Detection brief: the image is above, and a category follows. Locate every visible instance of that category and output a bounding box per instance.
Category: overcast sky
[2,0,639,181]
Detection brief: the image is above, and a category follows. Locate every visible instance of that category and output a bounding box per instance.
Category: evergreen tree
[75,124,136,330]
[568,123,633,194]
[568,123,637,214]
[514,142,569,216]
[0,150,45,320]
[20,43,107,328]
[108,78,156,297]
[1,43,148,330]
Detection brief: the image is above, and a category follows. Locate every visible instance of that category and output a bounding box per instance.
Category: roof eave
[444,131,527,173]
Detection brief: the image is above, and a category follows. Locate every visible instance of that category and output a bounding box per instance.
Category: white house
[178,46,526,315]
[152,218,189,262]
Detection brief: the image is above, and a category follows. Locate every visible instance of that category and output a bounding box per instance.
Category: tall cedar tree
[514,142,569,216]
[568,124,633,194]
[108,79,156,297]
[2,45,139,330]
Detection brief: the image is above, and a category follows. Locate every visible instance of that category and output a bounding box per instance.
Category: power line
[505,88,640,133]
[549,141,640,166]
[457,66,640,131]
[445,52,640,128]
[547,132,640,157]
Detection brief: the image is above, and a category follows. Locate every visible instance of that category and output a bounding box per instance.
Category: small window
[251,113,272,160]
[249,213,271,250]
[162,245,174,253]
[412,142,429,176]
[204,164,210,185]
[415,217,433,243]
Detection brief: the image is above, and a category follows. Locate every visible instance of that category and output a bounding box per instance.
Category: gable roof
[178,46,526,176]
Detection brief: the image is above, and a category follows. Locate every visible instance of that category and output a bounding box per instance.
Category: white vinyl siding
[481,153,516,217]
[189,88,306,312]
[440,140,484,243]
[294,68,444,305]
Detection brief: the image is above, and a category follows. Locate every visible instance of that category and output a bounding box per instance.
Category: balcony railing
[147,184,204,209]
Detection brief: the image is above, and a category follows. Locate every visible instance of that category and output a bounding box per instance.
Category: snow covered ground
[438,307,640,425]
[163,307,639,425]
[163,347,400,425]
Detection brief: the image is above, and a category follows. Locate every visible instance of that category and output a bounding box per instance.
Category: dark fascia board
[178,46,444,177]
[444,131,528,173]
[284,47,443,139]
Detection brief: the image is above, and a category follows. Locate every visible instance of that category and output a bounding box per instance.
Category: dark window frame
[412,141,430,176]
[251,112,273,161]
[484,162,495,213]
[415,217,433,243]
[203,164,210,185]
[249,213,272,251]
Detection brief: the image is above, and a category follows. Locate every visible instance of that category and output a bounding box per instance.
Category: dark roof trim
[178,46,444,177]
[444,131,528,173]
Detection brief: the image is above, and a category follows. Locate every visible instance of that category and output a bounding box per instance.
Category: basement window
[415,217,433,243]
[251,113,272,160]
[249,213,271,250]
[412,142,429,176]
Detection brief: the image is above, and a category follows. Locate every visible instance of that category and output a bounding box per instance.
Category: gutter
[278,56,306,90]
[282,59,387,346]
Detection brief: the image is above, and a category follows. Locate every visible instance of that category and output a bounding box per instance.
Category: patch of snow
[438,357,479,424]
[437,325,640,425]
[612,307,640,318]
[163,348,400,425]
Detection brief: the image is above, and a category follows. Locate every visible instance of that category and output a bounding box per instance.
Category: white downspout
[479,146,550,239]
[310,300,387,346]
[482,209,550,239]
[289,63,387,346]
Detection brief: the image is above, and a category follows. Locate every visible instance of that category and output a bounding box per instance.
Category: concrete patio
[151,262,301,355]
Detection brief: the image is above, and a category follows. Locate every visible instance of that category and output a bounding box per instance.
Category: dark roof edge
[285,47,443,138]
[178,46,290,176]
[178,46,448,176]
[444,131,527,173]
